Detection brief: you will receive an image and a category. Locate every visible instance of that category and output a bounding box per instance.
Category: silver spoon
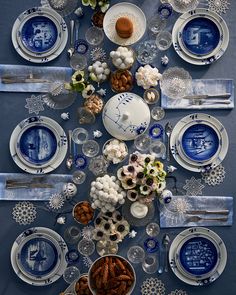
[165,122,173,161]
[163,234,171,273]
[66,130,73,169]
[67,20,75,58]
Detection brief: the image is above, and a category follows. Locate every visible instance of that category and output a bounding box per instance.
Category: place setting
[0,0,234,294]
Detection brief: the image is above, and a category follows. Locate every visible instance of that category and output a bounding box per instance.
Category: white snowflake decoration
[168,290,188,295]
[25,95,45,115]
[129,230,137,239]
[82,226,94,240]
[60,112,70,120]
[183,177,205,196]
[57,216,66,224]
[93,130,103,138]
[167,165,177,173]
[171,198,191,214]
[161,55,169,66]
[12,201,37,225]
[97,88,107,97]
[90,47,107,62]
[50,82,64,96]
[141,278,165,295]
[48,193,65,210]
[83,256,93,268]
[201,164,226,186]
[208,0,230,14]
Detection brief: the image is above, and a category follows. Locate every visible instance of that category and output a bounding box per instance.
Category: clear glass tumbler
[64,226,81,245]
[85,27,104,46]
[127,245,145,264]
[63,265,80,284]
[71,128,89,145]
[78,238,95,256]
[70,53,88,71]
[82,140,100,157]
[146,222,160,237]
[148,15,167,35]
[142,255,159,274]
[156,31,173,51]
[149,141,166,159]
[134,134,152,151]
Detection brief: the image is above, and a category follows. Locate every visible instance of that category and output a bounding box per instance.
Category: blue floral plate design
[169,227,227,286]
[18,125,58,166]
[181,123,219,162]
[20,16,58,53]
[181,17,220,56]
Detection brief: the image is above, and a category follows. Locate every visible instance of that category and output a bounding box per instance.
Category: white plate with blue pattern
[169,227,227,286]
[172,9,229,65]
[170,113,229,172]
[11,7,68,63]
[10,116,68,174]
[11,227,68,286]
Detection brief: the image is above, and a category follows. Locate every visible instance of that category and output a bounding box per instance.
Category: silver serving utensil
[183,93,231,100]
[192,99,231,105]
[6,183,53,189]
[186,216,228,222]
[186,209,229,215]
[66,130,73,170]
[75,19,80,43]
[67,20,75,58]
[163,234,170,273]
[165,122,173,161]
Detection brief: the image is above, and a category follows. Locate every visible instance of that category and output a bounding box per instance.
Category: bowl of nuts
[73,201,95,225]
[74,274,93,295]
[88,255,136,295]
[110,70,133,93]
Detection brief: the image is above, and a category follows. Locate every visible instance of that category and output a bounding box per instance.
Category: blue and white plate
[181,17,220,56]
[11,227,68,286]
[181,123,220,163]
[18,125,58,166]
[169,227,227,286]
[170,113,228,172]
[12,7,68,63]
[10,116,68,174]
[172,9,229,65]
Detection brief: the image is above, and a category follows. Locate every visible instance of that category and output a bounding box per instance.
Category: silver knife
[186,209,229,215]
[183,93,231,100]
[6,183,54,189]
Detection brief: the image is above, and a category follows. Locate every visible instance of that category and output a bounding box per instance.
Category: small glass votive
[72,170,86,184]
[134,134,152,151]
[151,106,165,121]
[82,140,100,157]
[158,3,173,19]
[142,255,159,274]
[77,107,96,124]
[85,27,104,46]
[149,141,166,159]
[127,245,145,264]
[64,226,81,245]
[144,237,159,253]
[136,40,159,65]
[70,53,88,70]
[72,128,89,145]
[148,15,167,35]
[156,31,173,51]
[143,88,160,105]
[146,222,160,237]
[65,249,80,264]
[63,266,80,284]
[78,238,95,256]
[88,155,109,176]
[74,154,88,170]
[149,124,164,140]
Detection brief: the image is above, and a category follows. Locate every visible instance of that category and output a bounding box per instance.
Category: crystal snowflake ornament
[97,88,107,97]
[48,193,65,211]
[141,278,166,295]
[82,226,94,240]
[90,47,107,62]
[129,230,137,239]
[82,256,93,268]
[12,201,37,225]
[57,216,66,224]
[25,94,45,115]
[183,176,205,196]
[170,198,191,214]
[208,0,230,14]
[168,290,188,295]
[161,55,169,66]
[93,130,103,138]
[201,164,226,186]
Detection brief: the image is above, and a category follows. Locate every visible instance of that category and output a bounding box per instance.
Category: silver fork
[186,216,228,222]
[165,122,173,161]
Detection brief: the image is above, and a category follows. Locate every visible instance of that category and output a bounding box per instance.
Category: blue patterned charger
[181,123,219,162]
[179,236,218,277]
[18,125,58,166]
[20,16,58,53]
[182,17,220,56]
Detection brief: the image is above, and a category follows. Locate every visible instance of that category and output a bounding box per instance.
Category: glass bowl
[110,70,133,93]
[72,127,89,144]
[169,0,199,13]
[85,27,104,46]
[160,67,192,99]
[102,138,128,164]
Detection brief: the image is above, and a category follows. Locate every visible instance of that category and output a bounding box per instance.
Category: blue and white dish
[18,125,58,166]
[181,17,220,56]
[170,113,229,172]
[12,7,68,63]
[20,15,58,53]
[172,9,229,65]
[169,227,227,286]
[10,116,68,174]
[11,227,68,286]
[181,123,220,162]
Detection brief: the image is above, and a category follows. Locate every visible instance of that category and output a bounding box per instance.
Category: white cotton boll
[104,68,110,75]
[110,51,115,58]
[88,66,93,72]
[95,61,102,66]
[95,182,103,190]
[119,198,125,205]
[90,187,96,193]
[91,203,96,209]
[119,63,126,69]
[95,67,104,75]
[115,58,123,66]
[126,51,133,57]
[101,62,107,68]
[94,199,101,206]
[97,74,103,81]
[101,74,106,81]
[111,176,116,181]
[98,190,104,197]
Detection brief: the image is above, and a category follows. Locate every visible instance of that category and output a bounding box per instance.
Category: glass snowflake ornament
[25,94,45,115]
[90,47,107,62]
[201,164,225,186]
[12,201,37,225]
[183,176,205,196]
[208,0,230,14]
[141,278,165,295]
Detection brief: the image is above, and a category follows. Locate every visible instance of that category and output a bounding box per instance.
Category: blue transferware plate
[19,237,58,277]
[19,125,58,165]
[21,15,58,53]
[182,17,220,56]
[179,236,218,276]
[181,123,219,162]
